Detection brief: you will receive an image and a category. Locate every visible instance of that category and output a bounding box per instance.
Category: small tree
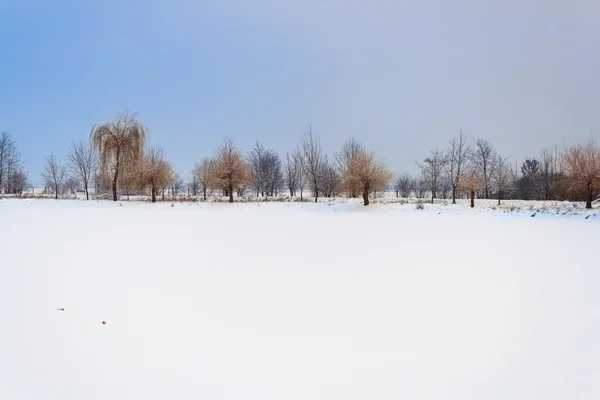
[338,139,391,205]
[562,140,600,209]
[472,138,496,199]
[446,130,472,204]
[298,125,323,202]
[284,151,302,197]
[67,140,97,200]
[214,139,249,203]
[459,171,484,208]
[336,138,365,198]
[140,147,172,203]
[418,150,447,204]
[194,157,217,201]
[41,153,66,199]
[395,172,414,198]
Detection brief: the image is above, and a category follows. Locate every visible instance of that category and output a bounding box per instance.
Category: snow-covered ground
[0,199,599,400]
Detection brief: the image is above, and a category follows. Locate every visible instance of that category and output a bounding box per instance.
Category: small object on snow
[57,308,64,311]
[171,203,174,207]
[102,320,107,325]
[585,215,590,220]
[531,213,536,217]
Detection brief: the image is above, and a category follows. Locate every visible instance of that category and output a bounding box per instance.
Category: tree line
[2,111,599,208]
[413,130,600,209]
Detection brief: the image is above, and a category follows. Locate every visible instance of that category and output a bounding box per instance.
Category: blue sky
[1,0,599,185]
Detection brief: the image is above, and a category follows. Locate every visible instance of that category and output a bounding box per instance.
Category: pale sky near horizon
[1,0,599,186]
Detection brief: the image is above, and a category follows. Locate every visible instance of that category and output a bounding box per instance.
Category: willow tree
[90,112,147,201]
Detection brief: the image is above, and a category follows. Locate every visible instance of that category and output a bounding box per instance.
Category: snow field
[0,199,599,400]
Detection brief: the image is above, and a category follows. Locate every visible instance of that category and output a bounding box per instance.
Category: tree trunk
[498,189,501,206]
[55,184,58,199]
[229,184,234,203]
[151,187,156,203]
[300,189,303,200]
[84,182,89,200]
[203,187,207,201]
[451,186,456,204]
[112,169,118,201]
[586,184,593,209]
[485,185,489,199]
[470,190,475,208]
[162,189,165,201]
[362,186,370,206]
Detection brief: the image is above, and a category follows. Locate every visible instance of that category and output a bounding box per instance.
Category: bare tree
[562,140,600,209]
[0,132,15,192]
[298,125,323,202]
[62,177,79,196]
[194,157,217,201]
[248,142,267,196]
[284,151,302,197]
[415,178,428,199]
[492,155,514,205]
[539,147,559,200]
[517,159,540,200]
[446,130,472,204]
[214,139,250,203]
[41,153,66,199]
[90,111,147,201]
[395,172,414,198]
[472,138,496,199]
[258,148,284,197]
[188,171,199,196]
[8,165,29,195]
[171,173,184,197]
[320,155,340,198]
[418,150,447,204]
[0,132,23,194]
[67,140,97,200]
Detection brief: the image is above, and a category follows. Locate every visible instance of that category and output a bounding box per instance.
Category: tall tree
[446,130,472,204]
[67,140,97,200]
[473,138,496,199]
[90,112,147,201]
[298,125,323,202]
[41,153,66,199]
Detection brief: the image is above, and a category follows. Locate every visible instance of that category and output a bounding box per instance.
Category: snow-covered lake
[1,199,598,400]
